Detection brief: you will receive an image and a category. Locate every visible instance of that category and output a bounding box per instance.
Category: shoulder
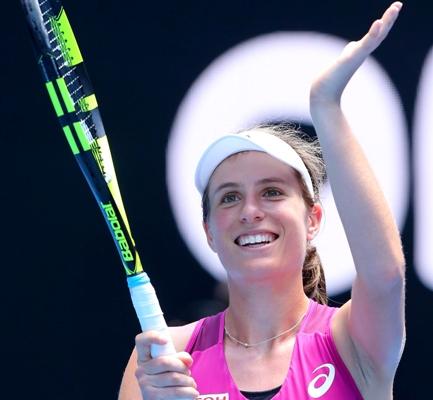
[302,300,337,334]
[171,311,225,353]
[169,321,200,352]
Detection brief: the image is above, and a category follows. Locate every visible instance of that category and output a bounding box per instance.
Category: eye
[263,187,283,197]
[221,192,240,204]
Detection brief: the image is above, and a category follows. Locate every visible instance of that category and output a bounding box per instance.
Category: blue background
[2,0,432,398]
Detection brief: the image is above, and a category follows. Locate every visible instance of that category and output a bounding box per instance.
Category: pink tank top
[185,300,363,400]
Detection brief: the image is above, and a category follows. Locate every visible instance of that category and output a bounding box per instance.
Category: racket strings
[36,0,99,145]
[50,31,96,138]
[39,1,53,27]
[38,2,64,64]
[41,7,53,18]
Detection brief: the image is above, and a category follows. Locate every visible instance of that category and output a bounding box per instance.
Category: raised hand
[307,4,406,389]
[310,2,402,105]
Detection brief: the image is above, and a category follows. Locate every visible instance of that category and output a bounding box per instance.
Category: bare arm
[309,1,405,388]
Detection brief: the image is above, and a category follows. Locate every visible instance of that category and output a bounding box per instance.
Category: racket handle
[127,273,176,358]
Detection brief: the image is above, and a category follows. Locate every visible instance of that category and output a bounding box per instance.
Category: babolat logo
[101,202,134,262]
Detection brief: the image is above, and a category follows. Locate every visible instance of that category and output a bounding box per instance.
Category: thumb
[177,351,194,369]
[135,330,168,363]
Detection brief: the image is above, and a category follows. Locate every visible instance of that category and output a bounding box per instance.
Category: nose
[239,196,265,223]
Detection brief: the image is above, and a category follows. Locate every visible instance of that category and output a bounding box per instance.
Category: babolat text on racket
[21,0,175,357]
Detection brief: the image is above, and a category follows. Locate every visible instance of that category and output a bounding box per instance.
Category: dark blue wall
[2,1,432,398]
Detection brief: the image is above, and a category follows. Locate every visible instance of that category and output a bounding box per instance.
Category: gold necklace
[224,311,306,348]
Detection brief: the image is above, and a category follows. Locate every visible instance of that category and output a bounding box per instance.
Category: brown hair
[201,124,328,304]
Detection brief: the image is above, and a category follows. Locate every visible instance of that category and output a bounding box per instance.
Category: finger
[150,371,197,389]
[360,2,402,52]
[374,2,402,38]
[177,352,194,368]
[142,354,192,375]
[165,386,200,400]
[381,2,403,27]
[135,331,168,364]
[140,385,200,400]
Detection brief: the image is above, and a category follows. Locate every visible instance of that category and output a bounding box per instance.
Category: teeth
[238,233,276,246]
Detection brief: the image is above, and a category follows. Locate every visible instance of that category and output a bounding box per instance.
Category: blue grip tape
[127,272,150,288]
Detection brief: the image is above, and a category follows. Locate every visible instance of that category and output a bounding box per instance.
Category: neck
[225,274,310,347]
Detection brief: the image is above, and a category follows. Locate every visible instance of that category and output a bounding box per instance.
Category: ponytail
[303,244,327,305]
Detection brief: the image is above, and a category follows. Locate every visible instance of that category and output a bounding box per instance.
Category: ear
[306,203,323,241]
[203,220,217,253]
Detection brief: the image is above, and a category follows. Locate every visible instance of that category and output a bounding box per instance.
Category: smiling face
[203,151,322,283]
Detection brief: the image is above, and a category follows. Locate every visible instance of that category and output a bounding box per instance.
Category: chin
[227,260,295,284]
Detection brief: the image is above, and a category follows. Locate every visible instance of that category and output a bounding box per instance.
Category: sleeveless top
[185,300,363,400]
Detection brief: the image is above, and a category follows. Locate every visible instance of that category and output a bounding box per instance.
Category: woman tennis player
[119,2,405,399]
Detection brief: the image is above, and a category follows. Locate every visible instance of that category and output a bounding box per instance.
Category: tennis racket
[21,0,175,358]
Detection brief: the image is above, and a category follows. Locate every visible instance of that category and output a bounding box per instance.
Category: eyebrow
[212,182,239,197]
[212,177,290,196]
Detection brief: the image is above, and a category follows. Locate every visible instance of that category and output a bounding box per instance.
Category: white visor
[194,130,314,198]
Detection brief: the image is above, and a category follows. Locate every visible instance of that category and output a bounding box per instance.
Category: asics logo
[307,363,335,398]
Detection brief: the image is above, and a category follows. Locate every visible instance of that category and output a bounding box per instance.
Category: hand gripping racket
[21,0,175,358]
